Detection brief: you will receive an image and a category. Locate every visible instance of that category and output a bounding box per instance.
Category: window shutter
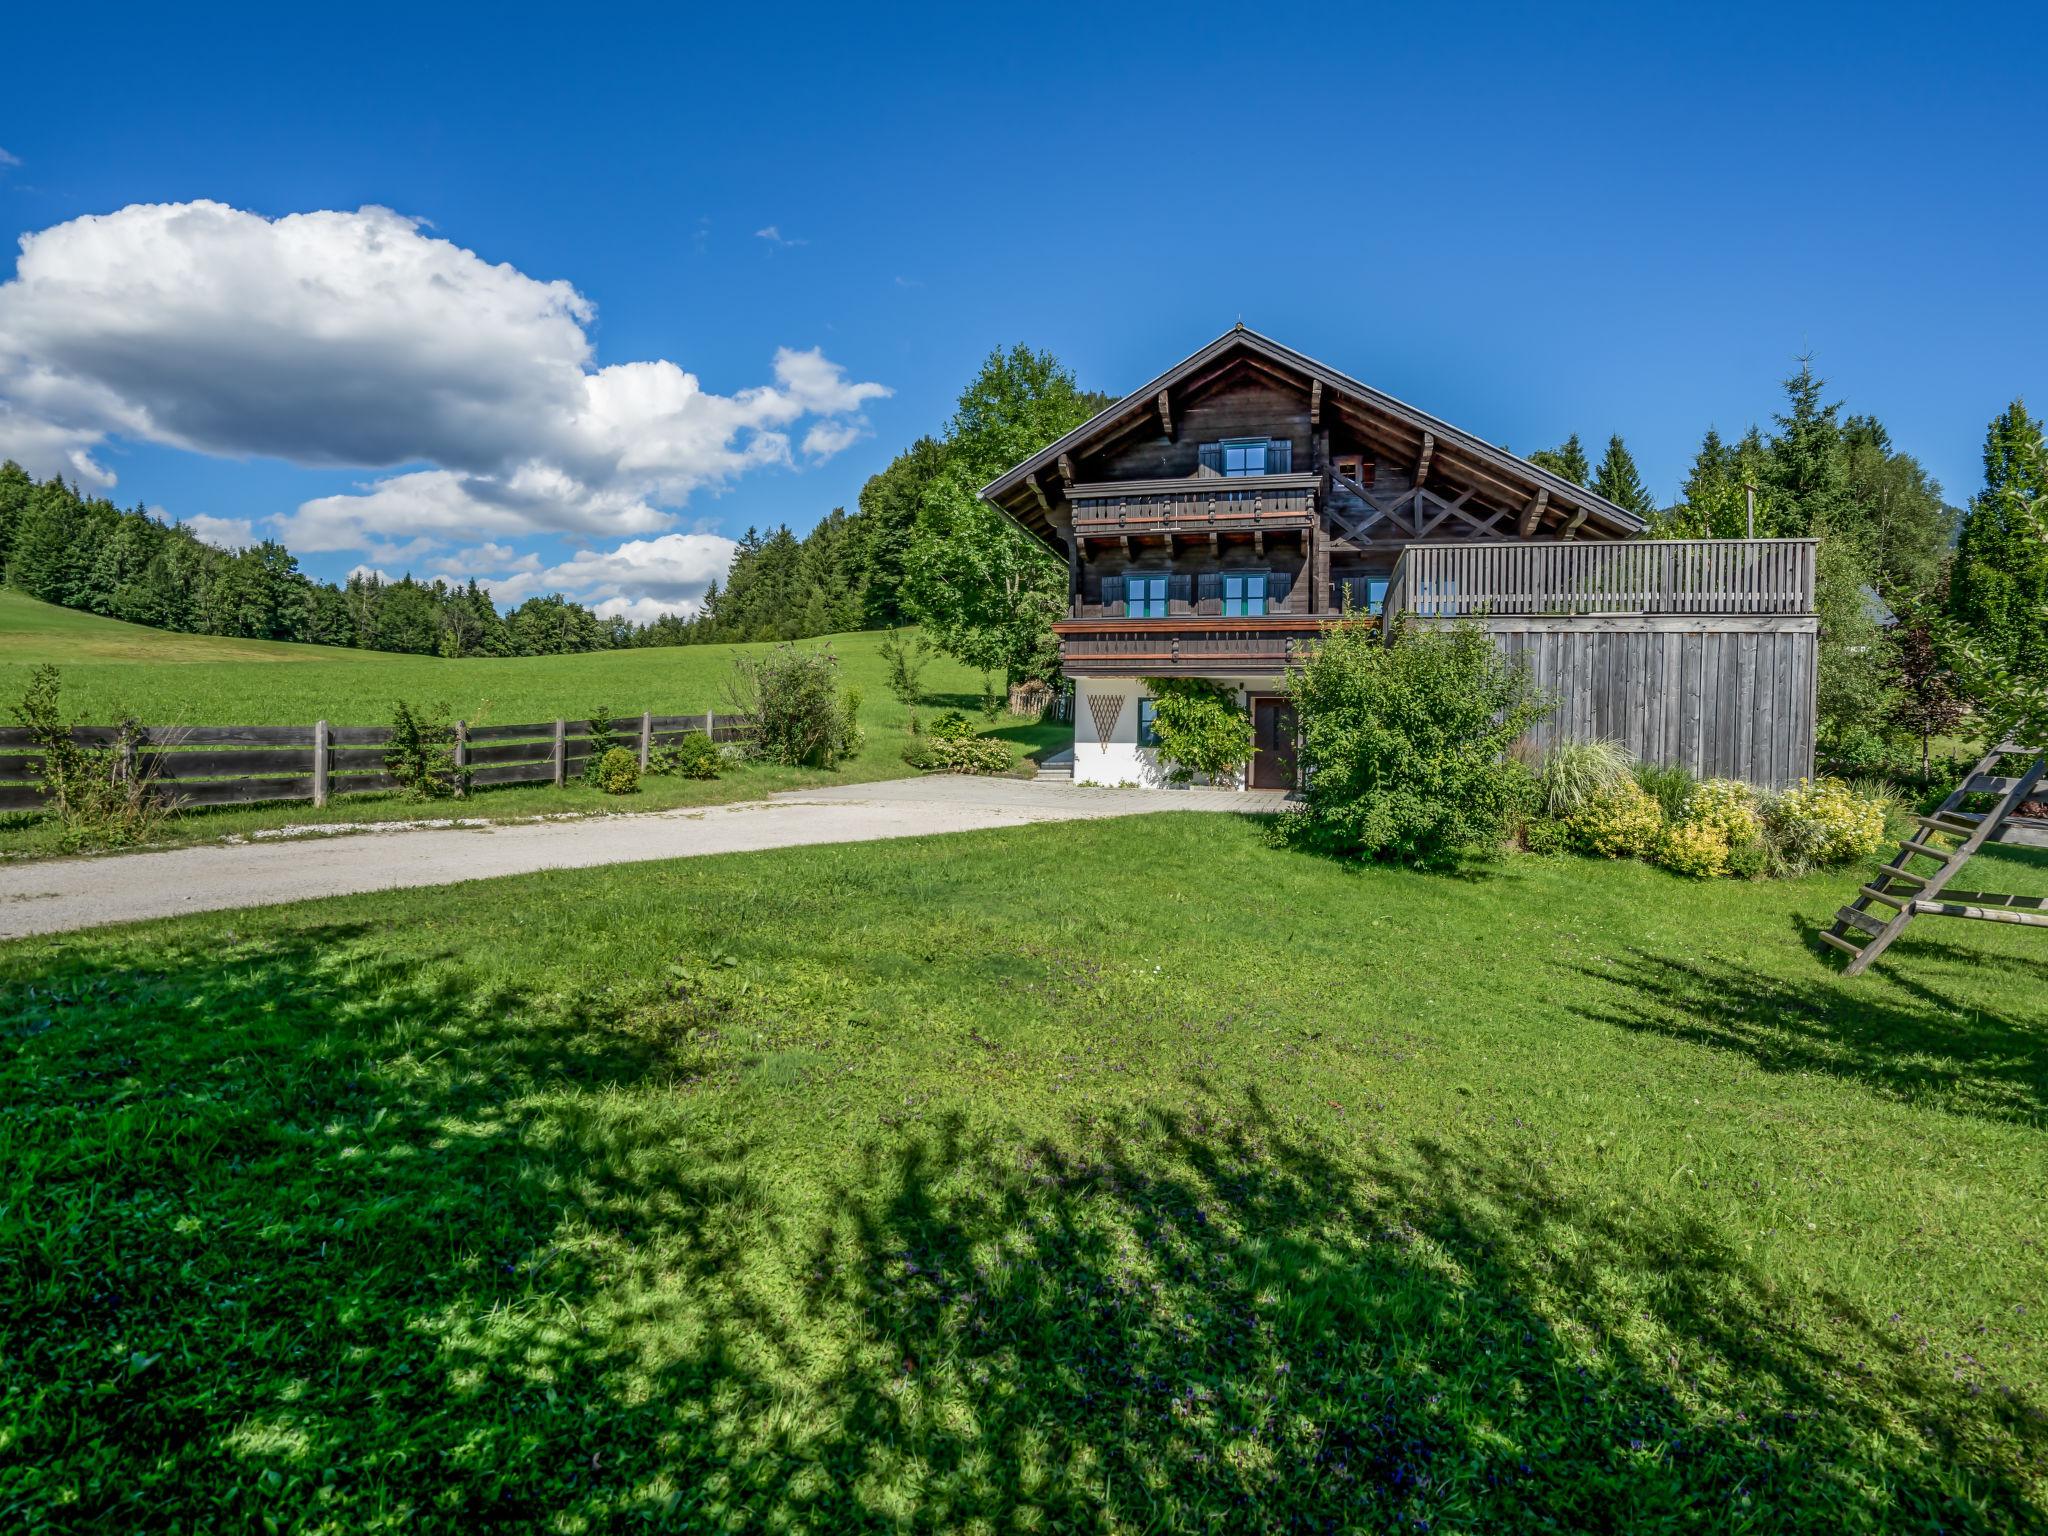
[1196,572,1223,602]
[1101,575,1124,606]
[1268,438,1293,472]
[1198,442,1223,474]
[1268,570,1294,604]
[1168,573,1192,603]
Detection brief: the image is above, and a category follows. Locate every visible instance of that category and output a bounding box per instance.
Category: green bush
[928,710,976,742]
[1724,837,1771,880]
[9,665,175,850]
[593,746,641,795]
[1141,678,1254,786]
[650,731,721,780]
[903,732,1014,775]
[1569,778,1665,858]
[1281,617,1552,865]
[1764,778,1889,865]
[1633,760,1698,822]
[1654,819,1730,878]
[1682,778,1763,846]
[581,705,621,786]
[1535,738,1634,819]
[725,645,863,768]
[384,700,467,800]
[1521,815,1572,855]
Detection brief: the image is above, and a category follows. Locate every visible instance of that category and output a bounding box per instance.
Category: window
[1222,571,1268,617]
[1137,698,1159,748]
[1220,437,1267,477]
[1126,573,1169,618]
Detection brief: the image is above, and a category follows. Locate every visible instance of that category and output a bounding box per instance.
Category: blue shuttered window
[1266,438,1293,472]
[1222,572,1268,617]
[1126,574,1169,618]
[1136,698,1160,748]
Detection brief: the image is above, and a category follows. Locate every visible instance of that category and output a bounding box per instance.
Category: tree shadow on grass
[2,932,2042,1531]
[1568,922,2048,1127]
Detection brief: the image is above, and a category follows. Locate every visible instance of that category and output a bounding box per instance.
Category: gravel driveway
[0,777,1292,939]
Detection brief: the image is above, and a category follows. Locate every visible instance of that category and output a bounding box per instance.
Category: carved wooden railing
[1381,539,1817,633]
[1068,474,1319,536]
[1052,616,1334,674]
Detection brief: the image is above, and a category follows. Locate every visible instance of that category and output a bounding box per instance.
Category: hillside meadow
[2,811,2045,1530]
[0,590,1067,853]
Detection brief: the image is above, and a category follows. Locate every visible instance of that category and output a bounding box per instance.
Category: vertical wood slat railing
[1380,539,1815,632]
[0,711,753,816]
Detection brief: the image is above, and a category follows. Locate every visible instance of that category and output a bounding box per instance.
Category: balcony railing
[1381,539,1817,630]
[1068,474,1319,538]
[1053,615,1334,675]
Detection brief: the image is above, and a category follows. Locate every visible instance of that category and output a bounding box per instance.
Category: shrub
[593,746,641,795]
[725,645,864,768]
[1633,760,1698,823]
[903,733,1014,775]
[581,705,621,786]
[650,731,721,780]
[1682,778,1763,846]
[1724,837,1771,880]
[1535,738,1634,819]
[1655,820,1730,878]
[1281,617,1552,865]
[384,700,467,800]
[928,710,976,742]
[1764,778,1889,865]
[1569,778,1665,858]
[9,665,176,850]
[1522,816,1572,855]
[1141,678,1253,786]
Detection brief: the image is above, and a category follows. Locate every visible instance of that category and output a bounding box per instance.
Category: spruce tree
[1590,435,1658,521]
[1949,399,2048,678]
[1529,433,1590,486]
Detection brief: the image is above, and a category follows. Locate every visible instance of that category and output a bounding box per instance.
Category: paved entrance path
[0,777,1294,939]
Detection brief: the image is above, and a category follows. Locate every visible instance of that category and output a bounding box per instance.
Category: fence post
[638,710,652,770]
[313,720,330,808]
[453,720,468,798]
[552,719,566,787]
[704,708,716,742]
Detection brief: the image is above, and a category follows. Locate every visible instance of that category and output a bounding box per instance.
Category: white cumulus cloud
[0,201,887,554]
[181,514,256,549]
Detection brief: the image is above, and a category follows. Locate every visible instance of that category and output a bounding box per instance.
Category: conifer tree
[1590,435,1658,521]
[1529,433,1589,486]
[1948,399,2048,678]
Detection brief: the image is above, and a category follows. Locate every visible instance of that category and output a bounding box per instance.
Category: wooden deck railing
[1069,474,1319,536]
[1381,539,1817,631]
[0,710,753,815]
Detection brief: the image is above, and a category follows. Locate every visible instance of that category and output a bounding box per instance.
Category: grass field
[3,814,2044,1531]
[0,590,1068,855]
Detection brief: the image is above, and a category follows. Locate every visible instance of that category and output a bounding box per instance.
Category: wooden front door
[1250,698,1298,789]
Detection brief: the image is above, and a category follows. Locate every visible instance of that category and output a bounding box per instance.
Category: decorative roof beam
[1058,453,1076,488]
[1518,487,1550,539]
[1414,431,1435,489]
[1156,390,1173,442]
[1559,505,1589,541]
[1030,475,1051,513]
[1309,379,1322,426]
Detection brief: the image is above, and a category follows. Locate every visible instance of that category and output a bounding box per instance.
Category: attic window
[1198,437,1294,477]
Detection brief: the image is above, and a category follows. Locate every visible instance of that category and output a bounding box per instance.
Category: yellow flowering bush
[1568,777,1665,858]
[1765,777,1889,864]
[1655,820,1731,878]
[1682,778,1762,846]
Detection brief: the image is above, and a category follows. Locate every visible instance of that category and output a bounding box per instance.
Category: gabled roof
[979,325,1644,547]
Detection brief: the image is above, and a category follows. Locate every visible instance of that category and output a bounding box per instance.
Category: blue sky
[2,2,2043,618]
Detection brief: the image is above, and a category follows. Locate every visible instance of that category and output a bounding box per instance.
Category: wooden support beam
[1309,379,1322,426]
[1156,390,1173,441]
[1118,533,1132,560]
[1413,431,1434,488]
[1058,453,1076,488]
[1207,530,1219,557]
[1517,487,1550,538]
[1254,528,1266,557]
[1030,475,1051,512]
[1559,505,1588,541]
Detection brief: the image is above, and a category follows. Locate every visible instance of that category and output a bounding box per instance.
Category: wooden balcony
[1381,538,1817,628]
[1053,615,1336,675]
[1068,474,1319,540]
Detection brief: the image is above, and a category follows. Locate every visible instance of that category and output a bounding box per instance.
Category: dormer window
[1198,437,1294,476]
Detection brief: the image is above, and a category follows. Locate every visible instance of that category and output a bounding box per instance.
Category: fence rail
[1382,538,1817,627]
[0,710,753,815]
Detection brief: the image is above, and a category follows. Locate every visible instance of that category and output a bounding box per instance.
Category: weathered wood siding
[1090,377,1309,481]
[1478,616,1818,788]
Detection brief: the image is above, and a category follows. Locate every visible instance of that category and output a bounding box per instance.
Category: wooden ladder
[1822,742,2048,976]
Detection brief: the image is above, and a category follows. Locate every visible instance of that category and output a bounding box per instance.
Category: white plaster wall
[1071,676,1268,789]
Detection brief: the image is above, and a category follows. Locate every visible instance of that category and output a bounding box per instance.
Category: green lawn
[0,590,1069,856]
[3,815,2044,1531]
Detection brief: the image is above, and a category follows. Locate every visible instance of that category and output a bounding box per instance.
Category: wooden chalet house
[981,326,1818,790]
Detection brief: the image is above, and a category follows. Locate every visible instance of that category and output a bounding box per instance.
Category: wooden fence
[1382,538,1818,623]
[0,711,753,815]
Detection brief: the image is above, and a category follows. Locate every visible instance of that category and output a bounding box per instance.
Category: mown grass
[0,590,1067,857]
[2,815,2044,1531]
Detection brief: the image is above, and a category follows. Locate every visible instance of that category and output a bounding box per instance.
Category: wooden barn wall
[1089,379,1310,481]
[1484,618,1817,788]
